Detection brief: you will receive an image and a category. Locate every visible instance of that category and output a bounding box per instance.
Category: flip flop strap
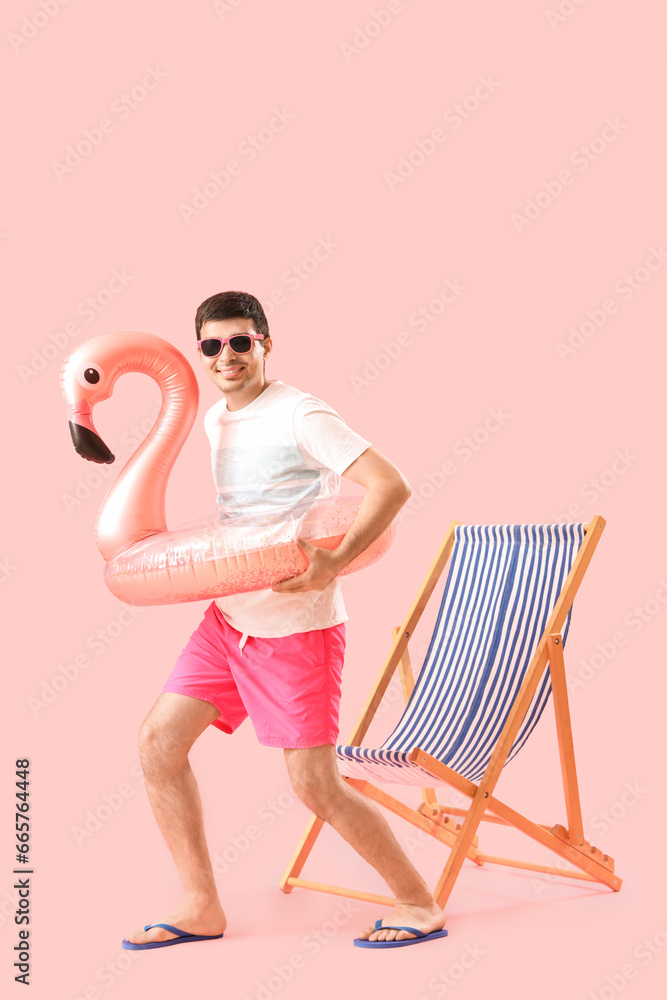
[373,920,425,937]
[143,923,190,936]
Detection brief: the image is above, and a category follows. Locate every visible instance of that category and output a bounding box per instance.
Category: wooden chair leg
[548,633,584,845]
[279,814,325,893]
[393,626,438,808]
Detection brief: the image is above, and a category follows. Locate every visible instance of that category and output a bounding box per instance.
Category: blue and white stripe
[337,523,585,786]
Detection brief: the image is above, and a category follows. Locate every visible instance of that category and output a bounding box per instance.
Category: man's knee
[138,713,188,772]
[138,693,218,771]
[291,775,335,819]
[286,759,345,821]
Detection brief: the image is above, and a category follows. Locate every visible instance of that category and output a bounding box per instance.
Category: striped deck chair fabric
[337,522,586,787]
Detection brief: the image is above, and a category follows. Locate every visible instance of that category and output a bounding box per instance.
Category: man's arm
[271,446,411,594]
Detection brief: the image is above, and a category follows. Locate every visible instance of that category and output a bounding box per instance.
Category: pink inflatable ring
[61,332,394,606]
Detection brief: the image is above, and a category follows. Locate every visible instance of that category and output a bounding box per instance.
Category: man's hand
[272,446,411,595]
[271,538,344,594]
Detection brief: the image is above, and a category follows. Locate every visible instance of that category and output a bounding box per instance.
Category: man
[122,291,445,949]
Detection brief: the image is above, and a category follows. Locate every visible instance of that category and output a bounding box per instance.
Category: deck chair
[280,517,621,915]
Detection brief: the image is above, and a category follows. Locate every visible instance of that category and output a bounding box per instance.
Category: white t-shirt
[203,380,371,638]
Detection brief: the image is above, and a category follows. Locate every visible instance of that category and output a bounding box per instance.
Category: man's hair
[194,291,270,341]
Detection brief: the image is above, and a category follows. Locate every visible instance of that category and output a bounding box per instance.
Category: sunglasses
[197,333,266,357]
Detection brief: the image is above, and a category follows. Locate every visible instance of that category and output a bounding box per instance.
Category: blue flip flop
[353,919,448,949]
[122,923,224,950]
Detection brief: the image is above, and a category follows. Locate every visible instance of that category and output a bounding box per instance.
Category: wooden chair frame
[280,515,621,911]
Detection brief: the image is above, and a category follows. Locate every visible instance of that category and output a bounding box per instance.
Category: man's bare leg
[123,692,227,946]
[284,744,444,944]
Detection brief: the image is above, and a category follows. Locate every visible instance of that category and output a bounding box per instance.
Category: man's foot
[123,897,227,947]
[355,900,444,944]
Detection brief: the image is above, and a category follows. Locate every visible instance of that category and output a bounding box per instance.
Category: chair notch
[550,824,615,872]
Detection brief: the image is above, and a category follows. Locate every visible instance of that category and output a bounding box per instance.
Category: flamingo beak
[67,402,115,464]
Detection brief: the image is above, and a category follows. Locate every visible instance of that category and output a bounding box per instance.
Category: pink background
[2,1,665,997]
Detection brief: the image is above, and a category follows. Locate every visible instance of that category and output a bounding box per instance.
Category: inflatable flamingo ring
[61,332,394,606]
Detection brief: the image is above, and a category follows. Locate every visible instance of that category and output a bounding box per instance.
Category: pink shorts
[161,602,346,748]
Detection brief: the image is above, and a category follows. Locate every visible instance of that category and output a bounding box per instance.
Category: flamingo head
[60,333,139,465]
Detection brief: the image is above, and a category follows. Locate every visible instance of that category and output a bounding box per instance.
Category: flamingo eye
[77,363,105,388]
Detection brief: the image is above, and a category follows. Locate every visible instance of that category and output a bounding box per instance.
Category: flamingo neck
[95,338,199,562]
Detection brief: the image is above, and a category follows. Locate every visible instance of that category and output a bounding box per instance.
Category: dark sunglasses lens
[201,338,223,357]
[229,336,253,354]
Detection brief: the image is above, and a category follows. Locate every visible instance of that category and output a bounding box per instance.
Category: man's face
[198,317,272,411]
